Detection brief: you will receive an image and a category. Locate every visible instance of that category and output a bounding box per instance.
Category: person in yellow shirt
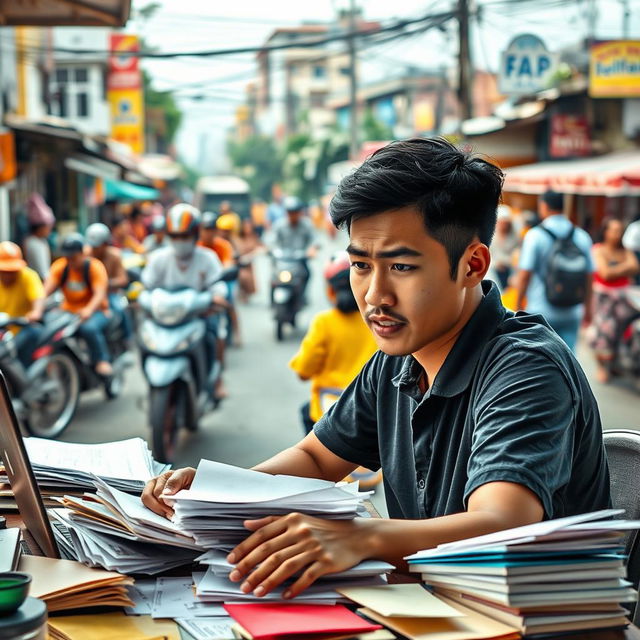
[0,242,46,367]
[44,233,112,377]
[289,252,381,488]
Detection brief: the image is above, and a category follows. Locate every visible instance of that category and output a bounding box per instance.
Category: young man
[44,233,112,376]
[143,139,610,601]
[515,189,594,352]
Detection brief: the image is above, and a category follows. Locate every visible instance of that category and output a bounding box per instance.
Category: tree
[362,108,393,142]
[143,71,182,152]
[227,135,282,201]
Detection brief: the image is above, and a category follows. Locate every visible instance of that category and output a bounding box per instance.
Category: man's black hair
[542,189,564,213]
[329,138,504,279]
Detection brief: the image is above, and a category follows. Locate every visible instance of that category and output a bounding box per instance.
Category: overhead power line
[5,9,457,59]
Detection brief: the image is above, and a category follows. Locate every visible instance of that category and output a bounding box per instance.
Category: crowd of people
[490,189,640,385]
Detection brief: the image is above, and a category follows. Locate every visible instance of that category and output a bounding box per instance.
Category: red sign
[550,114,591,158]
[108,34,141,90]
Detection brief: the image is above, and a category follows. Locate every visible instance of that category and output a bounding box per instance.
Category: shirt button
[418,478,426,490]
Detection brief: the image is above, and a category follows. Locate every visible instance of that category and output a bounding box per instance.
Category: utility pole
[621,0,630,39]
[457,0,473,123]
[348,0,359,159]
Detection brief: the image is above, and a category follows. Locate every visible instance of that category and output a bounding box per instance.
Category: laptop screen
[0,371,59,558]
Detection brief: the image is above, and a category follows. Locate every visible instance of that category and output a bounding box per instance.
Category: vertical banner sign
[589,41,640,98]
[549,115,591,158]
[108,34,144,154]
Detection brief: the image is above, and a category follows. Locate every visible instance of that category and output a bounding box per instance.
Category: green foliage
[143,71,182,146]
[227,135,282,201]
[362,108,393,142]
[179,161,201,190]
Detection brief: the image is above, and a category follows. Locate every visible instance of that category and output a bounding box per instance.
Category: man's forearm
[252,445,327,479]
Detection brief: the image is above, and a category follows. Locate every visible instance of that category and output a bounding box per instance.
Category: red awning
[504,151,640,196]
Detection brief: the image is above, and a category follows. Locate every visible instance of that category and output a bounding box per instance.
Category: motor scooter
[270,248,308,341]
[137,267,238,463]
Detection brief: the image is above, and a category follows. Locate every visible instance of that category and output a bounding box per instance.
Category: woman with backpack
[589,218,639,383]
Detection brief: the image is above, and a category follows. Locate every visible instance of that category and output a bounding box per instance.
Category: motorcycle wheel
[23,352,80,439]
[149,381,189,464]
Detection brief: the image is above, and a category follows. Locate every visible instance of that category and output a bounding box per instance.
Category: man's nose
[364,270,395,309]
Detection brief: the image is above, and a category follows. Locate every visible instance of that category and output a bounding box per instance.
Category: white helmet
[85,223,111,248]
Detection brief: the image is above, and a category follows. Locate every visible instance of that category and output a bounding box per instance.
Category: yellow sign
[589,40,640,98]
[108,88,144,154]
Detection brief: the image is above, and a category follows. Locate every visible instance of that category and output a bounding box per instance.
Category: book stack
[405,509,640,637]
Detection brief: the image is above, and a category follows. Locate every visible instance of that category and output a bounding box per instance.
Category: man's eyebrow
[346,244,422,259]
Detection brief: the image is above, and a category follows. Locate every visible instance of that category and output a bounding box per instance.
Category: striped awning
[503,151,640,196]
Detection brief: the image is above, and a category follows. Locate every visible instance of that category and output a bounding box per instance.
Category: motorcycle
[137,267,238,463]
[270,248,308,341]
[45,304,134,404]
[0,314,79,438]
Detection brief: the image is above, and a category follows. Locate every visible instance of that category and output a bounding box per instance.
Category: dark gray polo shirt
[314,281,611,521]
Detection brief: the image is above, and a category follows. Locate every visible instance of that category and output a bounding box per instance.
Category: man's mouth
[367,314,407,337]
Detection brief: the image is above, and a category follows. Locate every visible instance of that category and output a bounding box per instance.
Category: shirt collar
[392,281,508,399]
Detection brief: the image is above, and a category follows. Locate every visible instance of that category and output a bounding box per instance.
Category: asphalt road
[59,231,640,518]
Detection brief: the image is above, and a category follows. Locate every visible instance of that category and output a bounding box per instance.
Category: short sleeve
[289,314,328,379]
[518,229,539,271]
[24,269,44,302]
[89,259,108,290]
[466,344,575,519]
[47,258,65,287]
[314,352,382,470]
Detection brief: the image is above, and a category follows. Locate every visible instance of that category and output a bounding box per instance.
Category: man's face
[287,210,302,226]
[68,252,85,270]
[200,228,216,244]
[348,207,469,359]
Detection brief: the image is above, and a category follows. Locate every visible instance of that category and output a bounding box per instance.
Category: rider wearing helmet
[289,251,381,488]
[86,223,132,340]
[0,242,46,367]
[44,232,112,376]
[198,212,234,267]
[270,196,319,297]
[142,204,229,390]
[143,215,169,254]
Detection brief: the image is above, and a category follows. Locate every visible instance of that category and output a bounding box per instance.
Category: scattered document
[125,579,155,615]
[176,617,236,640]
[337,583,465,618]
[152,577,227,619]
[47,612,181,640]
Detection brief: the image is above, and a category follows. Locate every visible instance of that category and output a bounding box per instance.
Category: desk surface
[4,513,640,640]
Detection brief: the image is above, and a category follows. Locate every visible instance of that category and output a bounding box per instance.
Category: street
[59,230,639,515]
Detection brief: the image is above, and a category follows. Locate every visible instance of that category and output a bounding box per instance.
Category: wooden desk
[5,511,640,640]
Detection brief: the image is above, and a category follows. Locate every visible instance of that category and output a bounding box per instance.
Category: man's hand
[25,310,42,323]
[227,513,374,599]
[141,467,196,518]
[306,246,318,259]
[77,307,92,322]
[212,295,230,309]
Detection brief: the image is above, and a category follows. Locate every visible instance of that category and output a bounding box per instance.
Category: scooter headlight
[151,297,188,326]
[279,270,292,283]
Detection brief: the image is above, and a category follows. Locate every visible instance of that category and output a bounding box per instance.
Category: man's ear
[460,242,490,287]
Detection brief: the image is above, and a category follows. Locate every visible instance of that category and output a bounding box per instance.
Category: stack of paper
[48,612,181,640]
[405,510,640,636]
[166,460,371,549]
[0,437,168,495]
[18,555,134,612]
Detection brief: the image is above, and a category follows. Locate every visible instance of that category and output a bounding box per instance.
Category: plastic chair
[602,429,640,624]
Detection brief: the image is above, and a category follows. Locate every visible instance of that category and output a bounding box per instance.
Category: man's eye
[350,261,369,270]
[392,264,416,272]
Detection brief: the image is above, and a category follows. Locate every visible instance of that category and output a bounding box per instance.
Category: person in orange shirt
[44,233,112,377]
[198,212,235,266]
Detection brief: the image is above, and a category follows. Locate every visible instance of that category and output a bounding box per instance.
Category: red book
[223,603,383,640]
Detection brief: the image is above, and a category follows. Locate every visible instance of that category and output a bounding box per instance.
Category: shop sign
[549,114,591,158]
[589,40,640,98]
[499,34,558,95]
[108,34,144,154]
[0,131,16,184]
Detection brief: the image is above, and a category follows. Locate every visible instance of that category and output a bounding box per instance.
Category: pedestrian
[289,251,380,489]
[144,139,610,601]
[589,217,639,383]
[111,215,145,254]
[235,219,263,302]
[23,193,55,281]
[489,205,519,289]
[622,214,640,285]
[143,215,170,254]
[515,189,593,352]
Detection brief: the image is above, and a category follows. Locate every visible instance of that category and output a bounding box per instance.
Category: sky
[125,0,640,170]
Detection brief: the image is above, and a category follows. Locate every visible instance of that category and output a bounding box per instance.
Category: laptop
[0,370,74,563]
